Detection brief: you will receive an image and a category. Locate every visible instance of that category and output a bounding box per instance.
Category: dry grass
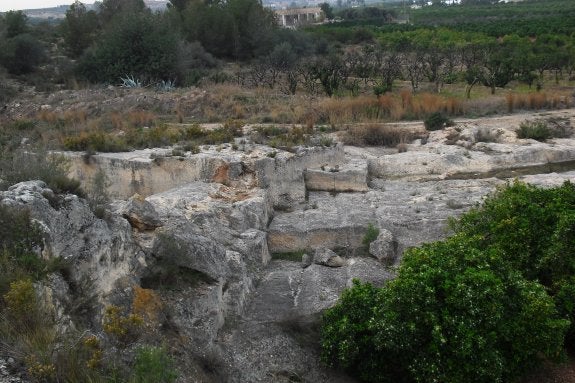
[504,91,572,113]
[340,123,420,147]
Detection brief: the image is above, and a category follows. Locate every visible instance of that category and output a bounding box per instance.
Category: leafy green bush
[424,112,454,131]
[77,12,181,83]
[323,181,575,382]
[0,34,46,75]
[342,124,417,147]
[322,235,569,383]
[0,150,83,196]
[451,181,575,344]
[516,120,552,141]
[0,205,46,291]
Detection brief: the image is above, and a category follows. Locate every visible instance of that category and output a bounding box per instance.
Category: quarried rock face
[0,181,145,298]
[304,158,369,193]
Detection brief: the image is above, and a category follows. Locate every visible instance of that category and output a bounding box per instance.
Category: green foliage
[516,120,552,141]
[271,250,306,262]
[324,182,575,382]
[0,150,83,196]
[97,0,147,25]
[0,205,51,294]
[77,12,181,84]
[322,235,569,383]
[0,33,46,75]
[451,181,575,344]
[320,2,334,20]
[321,280,387,381]
[61,1,99,58]
[132,346,178,383]
[3,11,28,38]
[182,0,278,60]
[362,223,379,246]
[424,112,454,131]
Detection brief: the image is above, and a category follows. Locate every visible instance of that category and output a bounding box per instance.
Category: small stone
[301,253,312,268]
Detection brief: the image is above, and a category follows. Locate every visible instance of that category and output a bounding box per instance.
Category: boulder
[313,248,346,268]
[120,194,162,231]
[369,229,397,264]
[301,253,312,268]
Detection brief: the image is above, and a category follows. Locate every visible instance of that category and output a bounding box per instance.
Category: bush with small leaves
[451,180,575,346]
[322,234,569,383]
[424,112,454,131]
[516,120,552,141]
[102,305,144,346]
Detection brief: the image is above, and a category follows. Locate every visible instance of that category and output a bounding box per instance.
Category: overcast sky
[0,1,96,12]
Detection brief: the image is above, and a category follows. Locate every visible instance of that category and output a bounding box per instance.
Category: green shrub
[322,235,569,383]
[342,124,416,147]
[362,223,379,246]
[516,120,552,141]
[515,118,571,141]
[0,150,84,196]
[0,33,46,75]
[323,182,575,382]
[132,346,178,383]
[451,180,575,345]
[424,112,454,131]
[77,12,181,83]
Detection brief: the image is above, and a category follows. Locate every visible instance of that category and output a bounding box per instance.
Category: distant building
[275,7,323,27]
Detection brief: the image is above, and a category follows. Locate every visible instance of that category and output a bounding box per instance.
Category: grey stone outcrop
[120,193,162,231]
[313,248,346,268]
[369,229,397,265]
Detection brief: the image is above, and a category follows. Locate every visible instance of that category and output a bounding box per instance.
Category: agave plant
[119,75,142,88]
[156,79,176,92]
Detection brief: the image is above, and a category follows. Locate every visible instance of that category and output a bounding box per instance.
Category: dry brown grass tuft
[341,123,419,147]
[36,109,59,123]
[63,109,88,125]
[128,110,156,127]
[505,93,515,113]
[528,92,548,109]
[400,89,413,109]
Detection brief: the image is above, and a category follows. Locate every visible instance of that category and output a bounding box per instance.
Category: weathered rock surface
[305,158,368,192]
[120,193,162,230]
[369,228,397,264]
[0,181,145,298]
[313,248,346,267]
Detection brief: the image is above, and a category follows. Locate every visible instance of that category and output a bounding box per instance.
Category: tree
[0,34,46,75]
[62,1,99,58]
[97,0,147,25]
[182,0,277,60]
[167,0,192,12]
[320,2,334,19]
[451,181,575,345]
[77,12,180,83]
[307,54,348,97]
[3,11,28,38]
